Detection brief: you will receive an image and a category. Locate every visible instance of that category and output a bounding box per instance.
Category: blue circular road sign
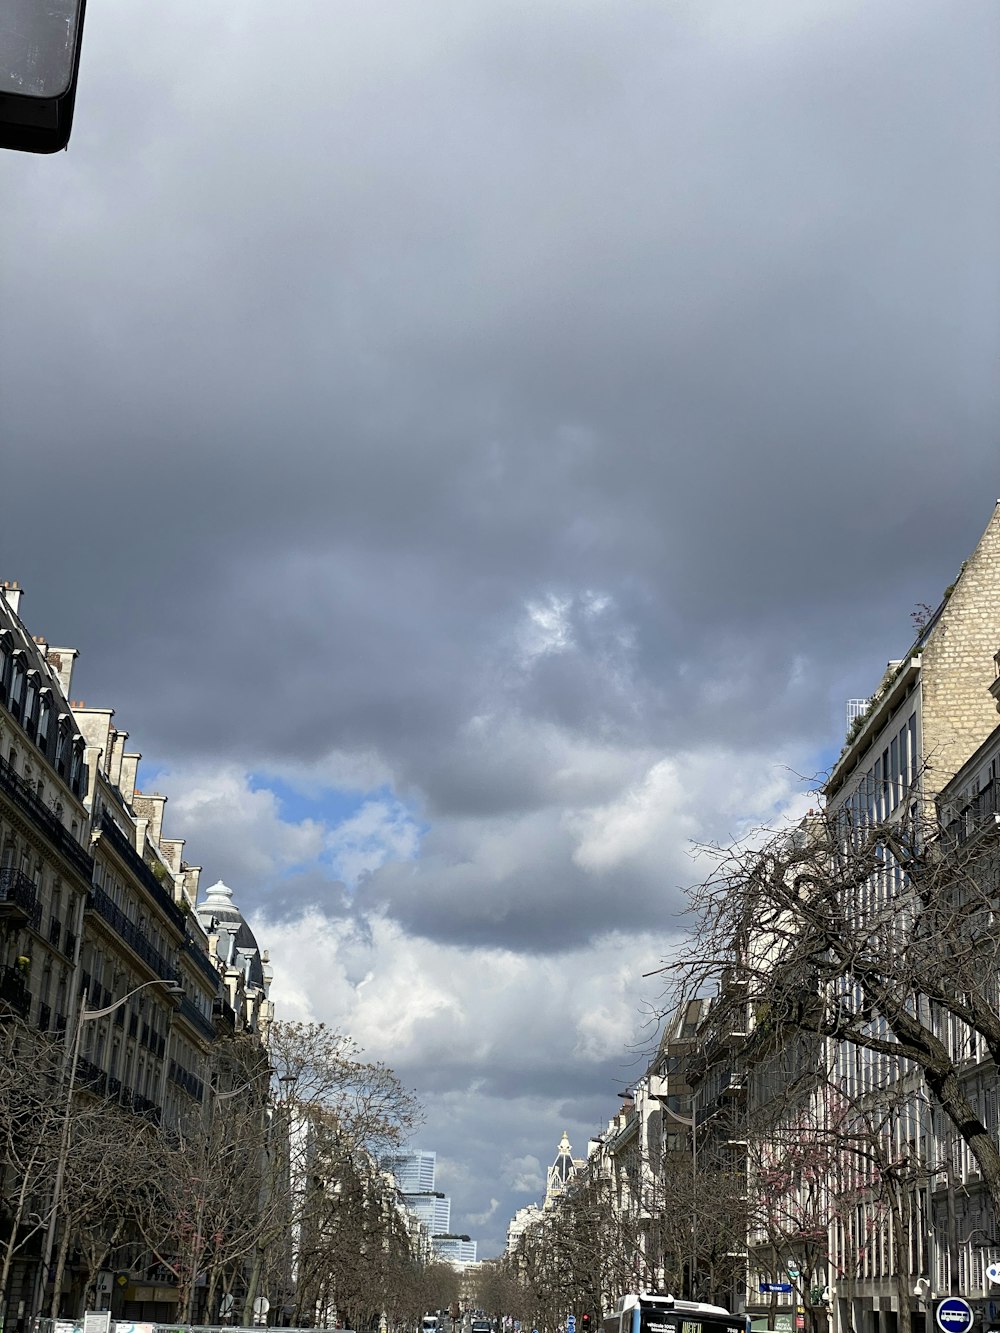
[936,1299,974,1333]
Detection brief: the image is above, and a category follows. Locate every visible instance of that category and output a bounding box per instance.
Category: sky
[2,0,1000,1259]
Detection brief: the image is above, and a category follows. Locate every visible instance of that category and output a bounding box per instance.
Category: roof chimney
[1,581,23,615]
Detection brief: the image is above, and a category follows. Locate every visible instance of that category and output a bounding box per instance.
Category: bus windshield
[640,1311,744,1333]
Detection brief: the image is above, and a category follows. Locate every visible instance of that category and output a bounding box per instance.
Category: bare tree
[673,803,1000,1222]
[0,1019,64,1324]
[242,1021,420,1325]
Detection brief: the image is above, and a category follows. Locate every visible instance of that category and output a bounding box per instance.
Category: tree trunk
[48,1212,73,1319]
[243,1242,266,1327]
[0,1146,38,1316]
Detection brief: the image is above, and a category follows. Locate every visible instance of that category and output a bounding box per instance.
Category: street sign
[761,1284,793,1294]
[988,1262,1000,1287]
[935,1299,974,1333]
[568,1319,576,1333]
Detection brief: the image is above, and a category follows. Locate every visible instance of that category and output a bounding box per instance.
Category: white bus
[602,1292,745,1333]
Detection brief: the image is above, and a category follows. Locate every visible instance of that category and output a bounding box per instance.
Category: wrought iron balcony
[0,964,30,1017]
[178,993,218,1043]
[212,997,237,1032]
[97,811,186,932]
[0,753,93,882]
[0,866,39,925]
[86,884,180,984]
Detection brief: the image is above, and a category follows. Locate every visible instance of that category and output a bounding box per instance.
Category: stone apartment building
[512,505,1000,1333]
[0,580,273,1322]
[819,503,1000,1333]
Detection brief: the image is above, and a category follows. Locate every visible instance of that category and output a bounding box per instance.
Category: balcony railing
[77,1056,108,1096]
[169,1060,205,1102]
[87,885,180,985]
[0,866,39,925]
[178,993,218,1043]
[184,934,223,988]
[0,965,30,1017]
[98,812,186,933]
[212,998,237,1032]
[76,1057,163,1125]
[0,753,93,882]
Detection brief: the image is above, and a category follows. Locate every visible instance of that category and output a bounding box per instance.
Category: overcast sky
[2,0,999,1258]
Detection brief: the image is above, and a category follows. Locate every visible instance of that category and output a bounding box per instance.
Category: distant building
[431,1235,477,1266]
[506,1203,542,1253]
[544,1130,581,1206]
[405,1192,451,1233]
[383,1148,438,1193]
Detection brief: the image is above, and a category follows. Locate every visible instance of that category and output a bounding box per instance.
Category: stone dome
[195,879,265,988]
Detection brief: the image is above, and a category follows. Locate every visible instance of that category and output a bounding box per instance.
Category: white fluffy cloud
[157,764,326,883]
[325,798,421,886]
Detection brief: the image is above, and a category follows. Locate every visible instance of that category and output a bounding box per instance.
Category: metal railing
[0,864,39,920]
[0,962,30,1016]
[86,885,180,985]
[179,993,218,1043]
[33,1324,347,1333]
[98,811,187,932]
[0,753,94,881]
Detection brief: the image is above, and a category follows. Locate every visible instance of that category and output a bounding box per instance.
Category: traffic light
[0,0,88,152]
[581,1315,593,1333]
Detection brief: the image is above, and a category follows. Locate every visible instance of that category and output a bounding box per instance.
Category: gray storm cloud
[2,0,998,1258]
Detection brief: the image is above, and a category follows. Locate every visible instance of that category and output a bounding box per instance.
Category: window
[909,714,918,785]
[9,656,25,719]
[22,672,38,734]
[37,692,51,750]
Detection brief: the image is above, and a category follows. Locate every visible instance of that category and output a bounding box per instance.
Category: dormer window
[9,652,25,719]
[70,736,86,797]
[0,631,10,696]
[22,671,39,737]
[37,690,52,750]
[55,716,71,777]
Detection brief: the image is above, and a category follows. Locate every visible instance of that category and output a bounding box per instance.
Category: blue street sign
[568,1319,576,1332]
[760,1284,793,1294]
[935,1299,974,1333]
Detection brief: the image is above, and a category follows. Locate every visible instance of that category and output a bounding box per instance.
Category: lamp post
[35,977,183,1317]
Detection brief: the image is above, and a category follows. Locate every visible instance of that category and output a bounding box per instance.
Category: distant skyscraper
[383,1149,437,1192]
[431,1236,477,1266]
[407,1193,451,1233]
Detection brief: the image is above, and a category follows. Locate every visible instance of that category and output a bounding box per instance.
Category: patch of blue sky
[248,773,426,890]
[246,771,373,828]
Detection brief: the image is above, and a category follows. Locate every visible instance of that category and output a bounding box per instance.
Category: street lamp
[35,977,184,1316]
